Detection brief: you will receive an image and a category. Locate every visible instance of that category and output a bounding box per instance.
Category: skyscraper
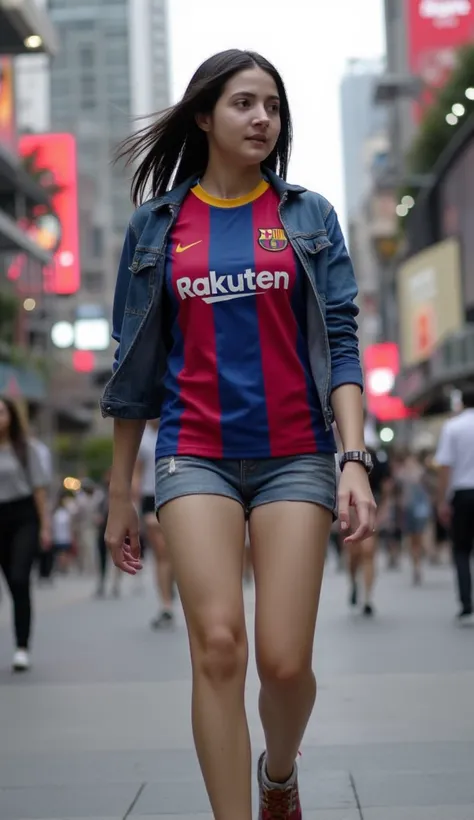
[16,0,170,428]
[340,59,390,354]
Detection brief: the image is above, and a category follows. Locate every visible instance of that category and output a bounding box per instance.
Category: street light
[51,321,75,349]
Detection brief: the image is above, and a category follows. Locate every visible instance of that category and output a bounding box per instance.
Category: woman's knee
[147,519,167,560]
[257,648,313,691]
[192,622,248,684]
[10,578,30,600]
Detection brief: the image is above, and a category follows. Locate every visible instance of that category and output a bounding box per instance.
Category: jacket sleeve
[324,206,364,392]
[111,221,138,373]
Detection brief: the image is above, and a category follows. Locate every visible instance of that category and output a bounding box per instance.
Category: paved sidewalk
[0,555,473,819]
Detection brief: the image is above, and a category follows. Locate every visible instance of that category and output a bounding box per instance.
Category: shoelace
[262,786,296,820]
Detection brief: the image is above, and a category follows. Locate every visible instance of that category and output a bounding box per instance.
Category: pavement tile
[130,813,360,820]
[363,809,474,820]
[130,772,355,814]
[0,785,139,820]
[354,771,474,808]
[1,561,474,817]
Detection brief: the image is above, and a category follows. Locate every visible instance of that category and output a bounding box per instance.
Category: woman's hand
[105,492,143,575]
[39,523,52,551]
[338,462,377,543]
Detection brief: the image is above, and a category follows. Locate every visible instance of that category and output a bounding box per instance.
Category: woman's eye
[236,99,250,108]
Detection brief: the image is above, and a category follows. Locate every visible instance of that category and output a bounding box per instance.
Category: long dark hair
[0,395,29,475]
[116,49,293,206]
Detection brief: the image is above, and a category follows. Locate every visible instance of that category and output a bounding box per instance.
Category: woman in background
[52,491,74,575]
[0,396,51,672]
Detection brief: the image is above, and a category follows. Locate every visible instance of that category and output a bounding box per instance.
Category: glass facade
[438,136,474,315]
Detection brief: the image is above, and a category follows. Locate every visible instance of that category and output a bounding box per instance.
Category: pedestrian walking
[0,396,51,671]
[52,491,74,575]
[435,388,474,624]
[102,49,376,820]
[133,420,174,627]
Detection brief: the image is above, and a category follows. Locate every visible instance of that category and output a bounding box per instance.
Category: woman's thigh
[9,517,39,583]
[250,500,332,677]
[159,493,247,650]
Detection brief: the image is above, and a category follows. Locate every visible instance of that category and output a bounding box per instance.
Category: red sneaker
[257,752,302,820]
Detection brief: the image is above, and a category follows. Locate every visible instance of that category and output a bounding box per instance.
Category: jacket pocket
[129,248,160,275]
[126,248,159,314]
[296,232,332,256]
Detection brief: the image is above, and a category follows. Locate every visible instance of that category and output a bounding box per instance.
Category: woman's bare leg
[145,515,173,612]
[410,532,424,584]
[251,501,332,782]
[159,495,251,820]
[361,535,376,609]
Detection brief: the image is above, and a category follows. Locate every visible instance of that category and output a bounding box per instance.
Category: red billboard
[364,343,414,422]
[0,57,16,152]
[408,0,474,116]
[17,134,80,295]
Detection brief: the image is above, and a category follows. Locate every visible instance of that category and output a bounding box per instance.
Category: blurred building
[14,0,171,432]
[340,59,391,355]
[341,59,387,224]
[373,0,474,441]
[0,0,59,424]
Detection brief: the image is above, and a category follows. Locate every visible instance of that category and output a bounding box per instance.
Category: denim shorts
[155,454,337,519]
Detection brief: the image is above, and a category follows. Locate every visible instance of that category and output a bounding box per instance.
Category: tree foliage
[408,44,474,177]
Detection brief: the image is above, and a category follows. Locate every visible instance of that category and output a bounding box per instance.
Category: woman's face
[200,66,281,168]
[0,400,11,437]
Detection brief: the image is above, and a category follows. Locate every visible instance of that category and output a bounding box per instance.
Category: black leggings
[0,496,39,649]
[452,489,474,611]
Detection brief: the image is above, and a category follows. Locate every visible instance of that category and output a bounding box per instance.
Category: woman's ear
[195,112,211,132]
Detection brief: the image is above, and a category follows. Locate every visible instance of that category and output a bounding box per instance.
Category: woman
[52,490,74,575]
[103,50,376,820]
[397,452,431,585]
[133,420,174,626]
[0,396,51,671]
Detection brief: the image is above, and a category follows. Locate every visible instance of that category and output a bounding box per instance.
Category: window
[91,227,103,258]
[81,74,96,96]
[79,45,94,68]
[80,74,96,110]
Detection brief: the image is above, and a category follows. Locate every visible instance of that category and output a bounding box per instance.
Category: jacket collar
[150,168,306,212]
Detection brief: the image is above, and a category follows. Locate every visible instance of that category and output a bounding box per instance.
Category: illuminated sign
[397,238,463,367]
[408,0,474,117]
[364,343,413,422]
[18,133,80,295]
[0,58,15,152]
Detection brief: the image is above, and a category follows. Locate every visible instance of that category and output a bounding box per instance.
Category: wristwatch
[339,450,373,474]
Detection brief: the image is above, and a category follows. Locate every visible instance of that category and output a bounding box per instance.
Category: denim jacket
[100,170,363,429]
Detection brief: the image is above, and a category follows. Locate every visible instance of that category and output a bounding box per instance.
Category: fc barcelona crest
[258,227,288,252]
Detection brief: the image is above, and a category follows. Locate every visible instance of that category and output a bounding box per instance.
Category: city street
[1,554,474,820]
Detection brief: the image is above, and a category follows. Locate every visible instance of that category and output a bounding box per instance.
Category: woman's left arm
[331,385,376,542]
[33,487,52,550]
[324,207,376,542]
[29,442,52,549]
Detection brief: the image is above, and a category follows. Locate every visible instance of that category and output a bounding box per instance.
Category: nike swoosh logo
[176,241,202,253]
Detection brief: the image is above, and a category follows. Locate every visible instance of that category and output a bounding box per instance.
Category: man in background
[436,388,474,625]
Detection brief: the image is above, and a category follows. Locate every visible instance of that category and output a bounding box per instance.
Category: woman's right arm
[106,418,146,574]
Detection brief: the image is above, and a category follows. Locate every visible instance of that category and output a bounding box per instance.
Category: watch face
[341,451,373,473]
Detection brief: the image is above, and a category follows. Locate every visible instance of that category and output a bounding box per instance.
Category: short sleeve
[27,440,50,489]
[435,424,453,467]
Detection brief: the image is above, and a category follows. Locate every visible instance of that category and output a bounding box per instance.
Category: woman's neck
[199,158,263,200]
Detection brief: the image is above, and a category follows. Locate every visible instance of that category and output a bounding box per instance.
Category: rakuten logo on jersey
[176,268,290,304]
[419,0,472,20]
